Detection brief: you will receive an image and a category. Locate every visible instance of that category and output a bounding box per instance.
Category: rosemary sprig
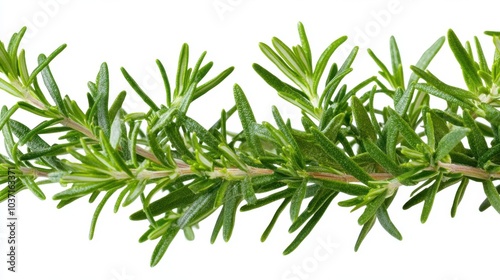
[1,23,500,267]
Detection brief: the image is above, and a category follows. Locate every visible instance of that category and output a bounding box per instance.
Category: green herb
[1,24,500,267]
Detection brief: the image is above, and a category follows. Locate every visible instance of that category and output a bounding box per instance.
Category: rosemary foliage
[1,24,500,266]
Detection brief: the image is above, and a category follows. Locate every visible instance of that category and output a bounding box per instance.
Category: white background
[1,1,500,279]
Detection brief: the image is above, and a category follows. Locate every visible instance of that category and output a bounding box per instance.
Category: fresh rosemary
[1,23,500,267]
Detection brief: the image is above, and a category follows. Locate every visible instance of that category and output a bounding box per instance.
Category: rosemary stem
[19,167,49,177]
[19,162,500,185]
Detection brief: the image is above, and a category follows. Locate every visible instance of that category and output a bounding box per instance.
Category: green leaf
[0,177,24,203]
[259,42,305,89]
[290,180,307,221]
[395,85,414,116]
[177,83,196,114]
[18,49,30,84]
[8,28,26,72]
[368,48,395,88]
[56,198,79,209]
[297,22,312,71]
[175,43,189,96]
[390,36,404,88]
[261,197,291,242]
[288,189,332,232]
[89,191,101,203]
[277,89,316,117]
[240,188,294,212]
[483,180,500,214]
[2,118,17,158]
[321,112,344,141]
[479,184,500,212]
[218,143,248,172]
[423,112,435,149]
[0,105,19,131]
[123,179,147,206]
[9,119,63,169]
[210,179,229,207]
[253,63,308,100]
[283,194,334,255]
[451,178,468,217]
[109,112,122,149]
[354,215,376,251]
[210,209,224,244]
[39,54,68,116]
[376,204,402,240]
[335,47,358,82]
[410,66,477,101]
[240,176,257,205]
[155,59,172,105]
[28,44,67,85]
[0,41,15,75]
[19,143,71,160]
[19,176,46,200]
[53,181,112,200]
[223,186,242,242]
[434,127,470,162]
[407,36,445,87]
[130,179,197,220]
[182,223,197,240]
[363,139,401,176]
[233,84,264,156]
[188,51,207,85]
[388,108,426,150]
[414,83,475,110]
[463,110,488,160]
[352,96,377,142]
[148,131,175,168]
[188,179,219,194]
[114,183,132,212]
[358,189,387,225]
[150,224,180,267]
[402,176,445,210]
[313,36,347,94]
[272,37,306,76]
[321,68,353,109]
[272,106,304,167]
[109,91,127,122]
[478,142,500,168]
[429,110,455,144]
[121,67,160,111]
[447,29,482,91]
[421,173,443,223]
[150,107,178,133]
[164,124,195,160]
[474,37,490,74]
[8,28,26,64]
[99,130,133,177]
[95,63,111,136]
[482,103,500,126]
[89,187,119,240]
[194,66,234,100]
[0,77,24,98]
[384,118,399,162]
[311,128,373,185]
[148,220,173,240]
[19,118,62,146]
[177,189,218,228]
[181,115,220,151]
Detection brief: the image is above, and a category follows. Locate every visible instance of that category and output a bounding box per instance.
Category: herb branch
[1,24,500,266]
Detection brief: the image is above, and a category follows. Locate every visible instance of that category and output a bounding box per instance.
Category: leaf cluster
[1,24,500,266]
